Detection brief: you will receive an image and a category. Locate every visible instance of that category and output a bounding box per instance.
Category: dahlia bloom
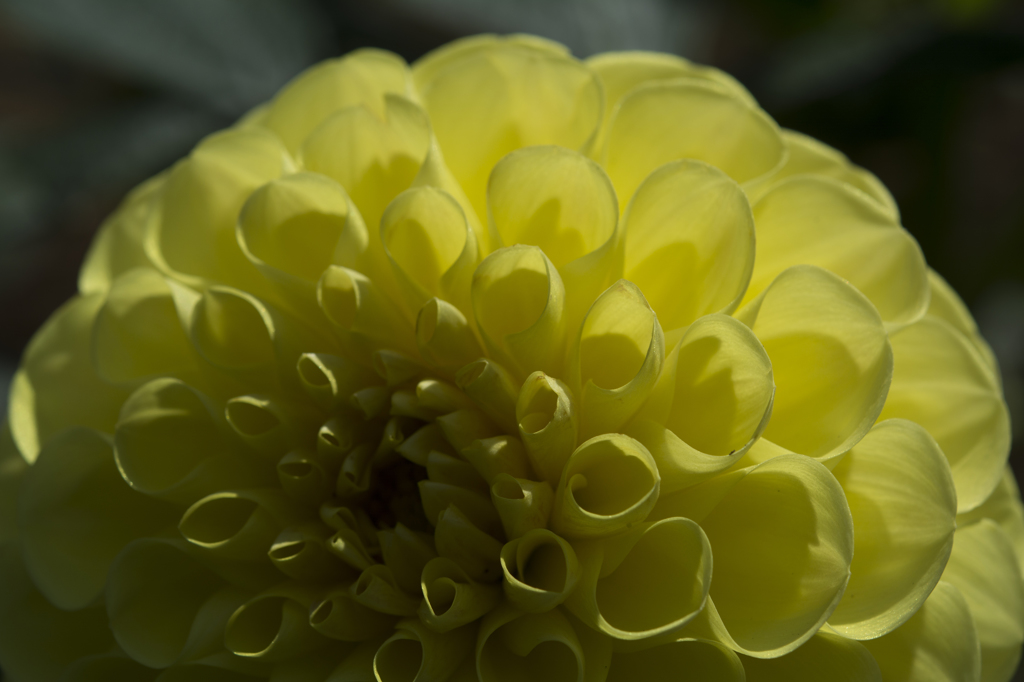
[1,33,1020,682]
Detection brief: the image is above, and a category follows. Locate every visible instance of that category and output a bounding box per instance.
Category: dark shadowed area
[0,0,1022,678]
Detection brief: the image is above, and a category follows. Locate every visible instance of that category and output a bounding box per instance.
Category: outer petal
[829,419,957,639]
[9,293,130,462]
[265,48,412,154]
[925,268,999,378]
[0,543,113,682]
[0,423,26,543]
[941,519,1024,682]
[622,160,755,335]
[745,176,928,330]
[741,630,882,681]
[958,467,1024,574]
[863,581,982,682]
[607,637,744,682]
[414,38,602,222]
[604,78,784,207]
[658,454,854,657]
[735,265,892,464]
[78,173,163,295]
[880,317,1010,512]
[746,129,898,219]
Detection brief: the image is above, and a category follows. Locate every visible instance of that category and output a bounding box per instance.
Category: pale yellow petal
[604,78,784,206]
[500,528,580,613]
[224,583,328,661]
[476,604,587,682]
[829,419,957,639]
[735,265,892,463]
[863,581,982,682]
[942,519,1024,682]
[266,48,412,154]
[9,294,129,462]
[622,159,755,333]
[607,637,744,682]
[415,40,602,222]
[373,618,475,682]
[745,175,928,329]
[958,467,1024,575]
[926,268,999,378]
[629,313,773,493]
[657,454,854,657]
[18,427,178,610]
[741,630,882,681]
[516,372,577,486]
[419,556,501,632]
[880,317,1010,512]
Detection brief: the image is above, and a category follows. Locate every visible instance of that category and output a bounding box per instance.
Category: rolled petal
[150,128,290,290]
[179,489,299,562]
[551,433,660,539]
[92,268,199,386]
[565,517,711,640]
[9,293,129,462]
[863,581,982,682]
[472,245,566,379]
[622,160,755,333]
[499,526,580,612]
[416,298,485,375]
[462,436,533,485]
[487,145,620,329]
[434,504,503,583]
[105,539,241,668]
[115,378,268,504]
[571,280,664,440]
[741,630,882,682]
[457,358,521,435]
[735,265,892,464]
[224,583,327,661]
[236,172,368,317]
[656,454,854,657]
[628,313,773,493]
[382,186,478,315]
[607,638,744,682]
[0,543,113,682]
[476,604,586,682]
[352,564,421,617]
[604,78,784,205]
[414,37,602,221]
[516,372,578,486]
[491,474,554,540]
[19,427,178,610]
[302,94,431,242]
[880,316,1010,512]
[318,265,418,358]
[378,523,438,594]
[296,352,378,414]
[310,587,396,642]
[829,419,957,639]
[420,481,502,538]
[941,519,1024,682]
[268,522,348,582]
[419,556,502,632]
[745,175,928,329]
[225,394,316,459]
[374,619,475,682]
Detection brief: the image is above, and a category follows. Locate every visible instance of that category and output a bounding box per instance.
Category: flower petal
[571,280,664,439]
[880,317,1010,512]
[18,427,178,610]
[958,467,1024,575]
[629,313,774,493]
[476,603,586,682]
[863,581,982,682]
[942,519,1024,682]
[414,39,602,222]
[741,630,882,681]
[607,638,744,682]
[745,176,928,329]
[735,265,892,463]
[829,419,957,639]
[266,48,412,154]
[9,294,129,462]
[925,268,999,379]
[622,160,755,333]
[658,454,854,657]
[604,79,784,206]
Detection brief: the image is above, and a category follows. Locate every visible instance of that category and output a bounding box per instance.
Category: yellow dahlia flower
[1,34,1020,682]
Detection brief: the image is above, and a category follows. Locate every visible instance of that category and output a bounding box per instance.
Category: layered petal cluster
[1,34,1020,682]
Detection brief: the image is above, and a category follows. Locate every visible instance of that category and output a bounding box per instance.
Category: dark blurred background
[0,0,1022,671]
